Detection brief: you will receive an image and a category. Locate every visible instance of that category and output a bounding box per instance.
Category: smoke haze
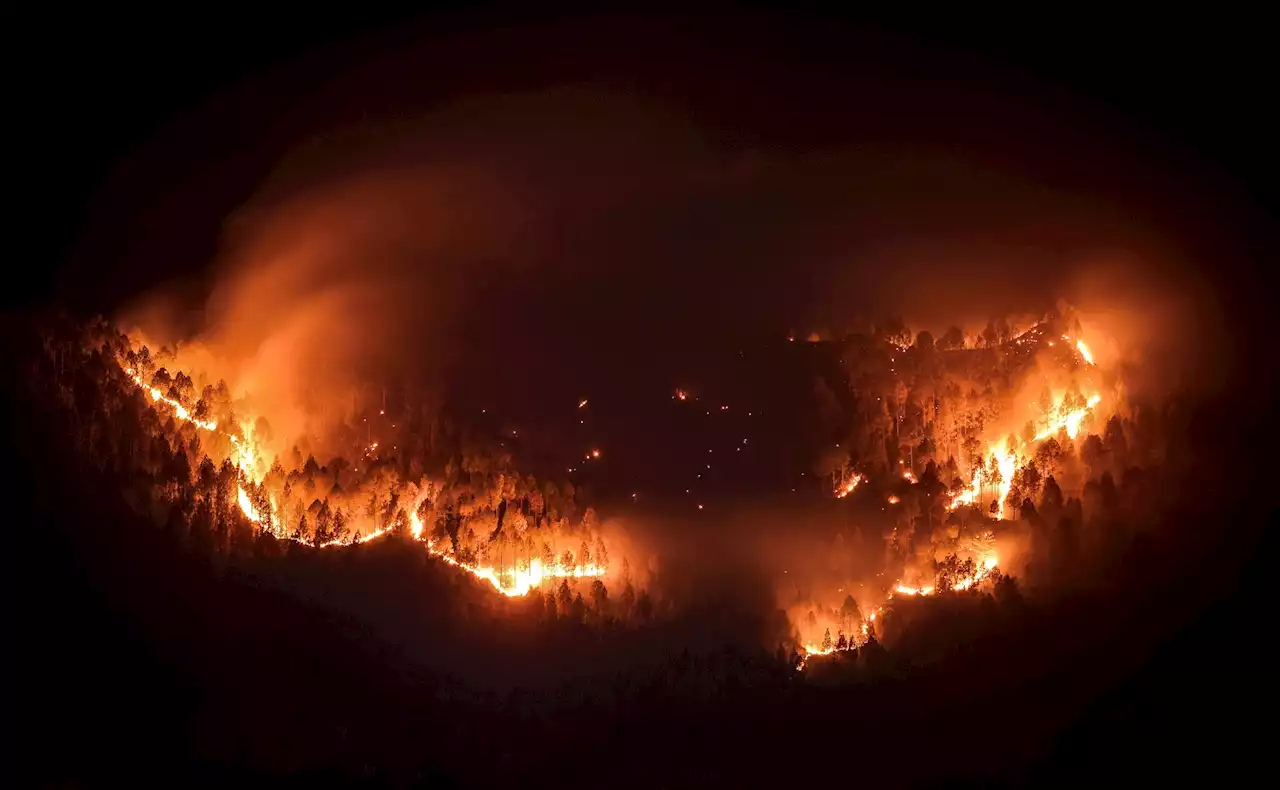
[98,15,1248,638]
[114,75,1230,446]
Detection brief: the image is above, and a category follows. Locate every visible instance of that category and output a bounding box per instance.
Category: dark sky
[12,7,1273,366]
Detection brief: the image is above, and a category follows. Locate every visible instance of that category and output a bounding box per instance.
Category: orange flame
[834,470,864,498]
[1062,334,1095,365]
[799,549,1001,665]
[119,356,606,597]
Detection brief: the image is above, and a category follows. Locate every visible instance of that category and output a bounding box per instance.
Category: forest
[12,303,1264,786]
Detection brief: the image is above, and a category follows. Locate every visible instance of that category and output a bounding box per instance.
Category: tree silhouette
[938,325,965,351]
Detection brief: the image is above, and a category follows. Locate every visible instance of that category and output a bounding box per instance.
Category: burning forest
[19,232,1254,787]
[14,9,1271,786]
[34,300,1145,672]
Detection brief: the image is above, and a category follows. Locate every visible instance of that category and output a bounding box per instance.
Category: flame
[427,546,608,598]
[118,356,606,598]
[834,470,864,498]
[894,584,934,596]
[237,487,263,524]
[1033,394,1102,441]
[124,369,217,432]
[1063,334,1095,365]
[799,547,1002,665]
[946,391,1101,518]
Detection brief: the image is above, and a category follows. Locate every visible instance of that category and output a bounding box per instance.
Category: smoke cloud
[102,15,1238,452]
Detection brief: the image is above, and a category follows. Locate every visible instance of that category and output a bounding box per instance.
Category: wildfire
[118,357,607,598]
[893,552,998,597]
[430,546,607,598]
[1063,334,1095,365]
[945,390,1101,518]
[124,368,217,432]
[834,470,865,498]
[798,548,1002,665]
[236,487,263,523]
[1033,394,1102,441]
[894,584,935,596]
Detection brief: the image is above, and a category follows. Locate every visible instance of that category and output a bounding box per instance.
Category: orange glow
[118,353,607,598]
[798,547,1002,664]
[124,369,218,432]
[1063,334,1095,365]
[237,487,263,524]
[426,540,607,597]
[894,584,934,597]
[1033,394,1102,441]
[946,388,1102,518]
[834,470,864,498]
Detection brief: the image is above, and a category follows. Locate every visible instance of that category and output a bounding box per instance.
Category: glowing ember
[1063,334,1095,365]
[834,470,864,499]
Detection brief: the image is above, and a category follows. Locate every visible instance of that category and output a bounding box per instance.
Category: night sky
[15,9,1273,333]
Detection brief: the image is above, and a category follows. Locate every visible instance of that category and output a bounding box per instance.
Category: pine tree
[331,508,349,545]
[293,513,309,542]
